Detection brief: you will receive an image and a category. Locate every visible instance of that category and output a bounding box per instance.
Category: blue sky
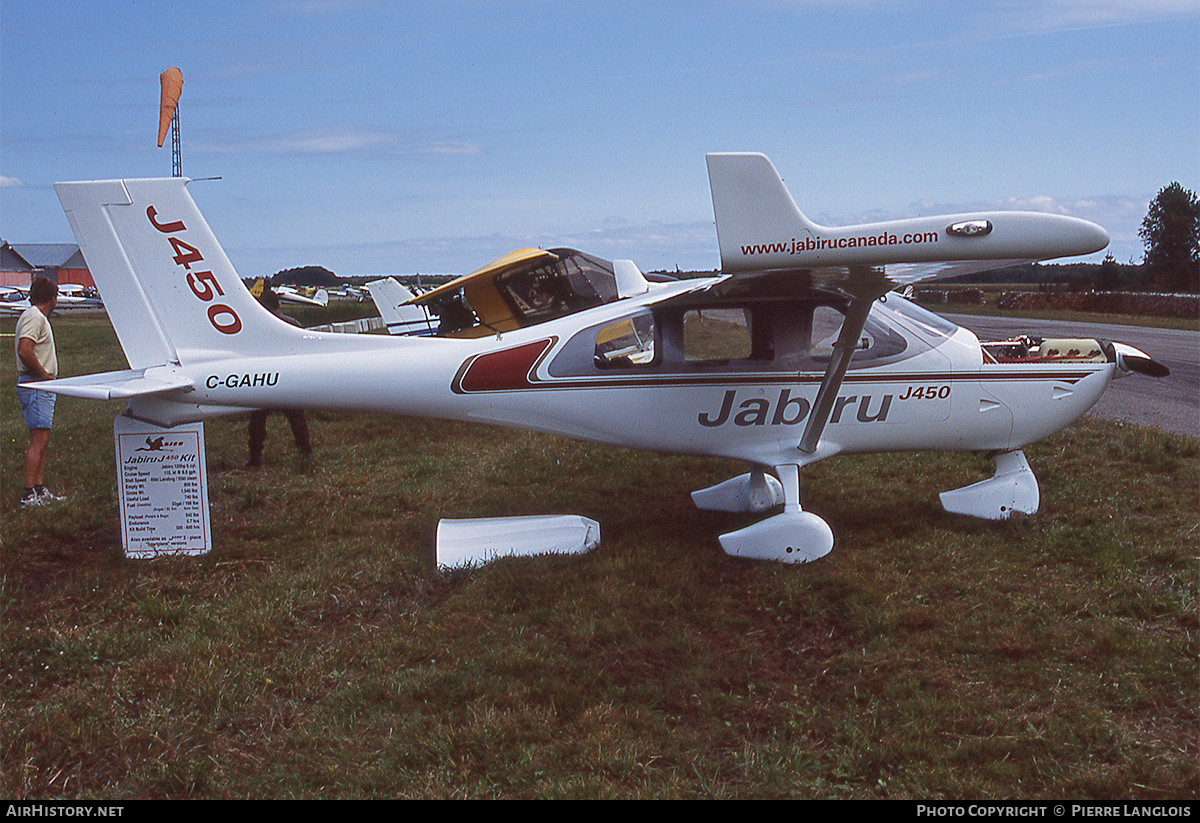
[2,1,1197,278]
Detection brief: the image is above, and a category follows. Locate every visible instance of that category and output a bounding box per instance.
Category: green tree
[1139,182,1200,293]
[1096,253,1120,291]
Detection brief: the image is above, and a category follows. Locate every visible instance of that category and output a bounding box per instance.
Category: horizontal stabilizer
[30,367,193,401]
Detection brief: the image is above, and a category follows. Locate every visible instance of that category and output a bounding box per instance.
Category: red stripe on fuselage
[454,338,557,393]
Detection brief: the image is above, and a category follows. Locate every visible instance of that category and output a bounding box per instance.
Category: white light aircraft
[41,153,1167,564]
[275,284,329,307]
[365,277,436,336]
[0,283,104,316]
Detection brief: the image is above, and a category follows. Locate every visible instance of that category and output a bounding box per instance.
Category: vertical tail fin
[706,152,823,274]
[55,178,301,369]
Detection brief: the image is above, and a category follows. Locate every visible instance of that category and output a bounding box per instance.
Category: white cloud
[0,175,24,188]
[417,142,484,156]
[984,0,1198,34]
[194,128,482,158]
[199,128,393,155]
[270,129,392,154]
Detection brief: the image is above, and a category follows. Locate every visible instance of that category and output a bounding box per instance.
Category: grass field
[2,312,1197,799]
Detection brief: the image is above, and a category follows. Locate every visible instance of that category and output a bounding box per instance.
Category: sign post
[114,415,211,557]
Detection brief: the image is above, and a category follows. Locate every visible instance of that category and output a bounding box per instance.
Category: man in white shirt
[14,276,65,508]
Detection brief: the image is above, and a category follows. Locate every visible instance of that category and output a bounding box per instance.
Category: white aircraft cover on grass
[41,154,1165,564]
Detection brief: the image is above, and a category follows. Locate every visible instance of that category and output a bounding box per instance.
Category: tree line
[942,182,1199,294]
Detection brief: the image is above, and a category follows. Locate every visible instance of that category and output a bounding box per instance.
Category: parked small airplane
[334,284,369,302]
[0,283,104,315]
[0,285,27,304]
[365,253,678,339]
[57,283,104,303]
[275,284,328,308]
[365,277,436,336]
[42,153,1165,563]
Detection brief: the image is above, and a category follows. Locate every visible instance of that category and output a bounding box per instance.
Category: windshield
[493,249,618,323]
[873,294,961,340]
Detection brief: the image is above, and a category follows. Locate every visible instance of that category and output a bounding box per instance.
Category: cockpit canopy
[408,247,621,337]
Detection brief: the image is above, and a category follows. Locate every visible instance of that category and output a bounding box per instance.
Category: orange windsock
[158,67,183,147]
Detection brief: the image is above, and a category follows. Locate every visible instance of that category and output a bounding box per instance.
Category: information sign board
[114,416,211,557]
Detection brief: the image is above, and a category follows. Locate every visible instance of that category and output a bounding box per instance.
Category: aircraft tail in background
[365,277,436,336]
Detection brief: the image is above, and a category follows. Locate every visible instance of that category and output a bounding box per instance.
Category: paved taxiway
[945,313,1198,440]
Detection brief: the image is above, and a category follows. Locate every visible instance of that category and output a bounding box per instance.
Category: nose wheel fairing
[718,508,835,563]
[939,449,1040,520]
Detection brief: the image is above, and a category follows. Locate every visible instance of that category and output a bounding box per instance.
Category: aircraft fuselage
[142,286,1116,471]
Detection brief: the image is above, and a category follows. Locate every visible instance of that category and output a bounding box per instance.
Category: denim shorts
[16,375,55,430]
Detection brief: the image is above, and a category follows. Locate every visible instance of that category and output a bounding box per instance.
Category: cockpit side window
[557,251,619,304]
[880,294,960,338]
[683,309,753,364]
[496,263,571,320]
[594,311,657,368]
[655,300,912,372]
[549,296,925,378]
[808,302,911,369]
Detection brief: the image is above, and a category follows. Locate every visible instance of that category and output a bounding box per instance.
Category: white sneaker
[20,489,45,508]
[34,486,66,503]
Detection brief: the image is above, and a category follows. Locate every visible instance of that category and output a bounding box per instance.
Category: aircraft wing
[703,153,1110,454]
[658,257,1038,311]
[705,152,1109,298]
[406,248,557,307]
[277,286,328,307]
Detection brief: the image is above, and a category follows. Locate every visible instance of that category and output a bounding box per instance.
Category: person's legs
[248,409,269,467]
[285,410,312,459]
[17,379,56,503]
[24,428,51,488]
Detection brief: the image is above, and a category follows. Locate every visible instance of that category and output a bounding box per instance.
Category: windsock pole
[171,108,181,178]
